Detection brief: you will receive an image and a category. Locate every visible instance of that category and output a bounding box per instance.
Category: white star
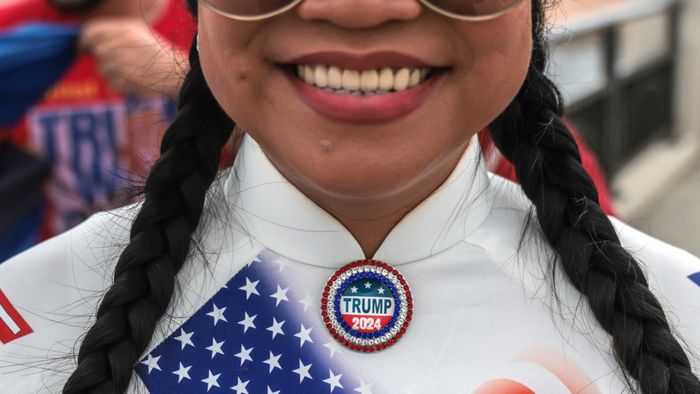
[272,257,288,272]
[140,354,161,374]
[230,377,250,394]
[238,277,260,300]
[292,359,313,383]
[238,311,257,333]
[201,370,221,392]
[377,288,385,295]
[206,304,228,326]
[174,329,195,350]
[350,286,358,294]
[298,291,314,313]
[267,386,281,394]
[323,341,343,358]
[266,317,286,339]
[263,351,283,373]
[270,285,290,307]
[234,344,254,366]
[172,362,192,383]
[205,338,225,359]
[247,256,262,267]
[294,323,314,348]
[354,380,374,394]
[323,369,344,392]
[364,282,372,289]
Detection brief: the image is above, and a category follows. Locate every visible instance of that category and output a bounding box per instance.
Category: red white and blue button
[321,260,413,352]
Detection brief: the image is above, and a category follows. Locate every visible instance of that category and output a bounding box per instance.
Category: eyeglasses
[201,0,525,22]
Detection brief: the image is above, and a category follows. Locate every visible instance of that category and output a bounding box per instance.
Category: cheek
[198,13,271,130]
[450,6,532,124]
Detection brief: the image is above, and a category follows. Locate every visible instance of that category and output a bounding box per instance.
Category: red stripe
[0,289,33,344]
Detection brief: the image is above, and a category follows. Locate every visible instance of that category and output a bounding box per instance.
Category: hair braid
[488,2,700,392]
[62,38,234,393]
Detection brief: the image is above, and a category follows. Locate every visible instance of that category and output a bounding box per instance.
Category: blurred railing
[546,0,682,175]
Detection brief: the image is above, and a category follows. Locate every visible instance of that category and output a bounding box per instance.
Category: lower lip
[283,68,444,123]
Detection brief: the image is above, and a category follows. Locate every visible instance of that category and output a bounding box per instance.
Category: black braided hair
[489,1,700,392]
[62,7,234,392]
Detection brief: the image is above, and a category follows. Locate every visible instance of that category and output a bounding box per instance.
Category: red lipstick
[280,51,446,123]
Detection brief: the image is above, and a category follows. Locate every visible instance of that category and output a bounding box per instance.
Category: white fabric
[0,135,698,393]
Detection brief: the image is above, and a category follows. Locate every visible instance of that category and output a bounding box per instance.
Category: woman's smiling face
[198,0,532,205]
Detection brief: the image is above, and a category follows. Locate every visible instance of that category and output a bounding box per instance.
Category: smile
[279,51,448,123]
[294,64,437,96]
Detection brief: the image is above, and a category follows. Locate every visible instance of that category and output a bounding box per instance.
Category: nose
[296,0,423,29]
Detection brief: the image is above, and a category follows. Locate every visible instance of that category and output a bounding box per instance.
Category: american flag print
[136,252,379,393]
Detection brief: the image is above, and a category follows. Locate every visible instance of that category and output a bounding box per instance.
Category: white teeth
[342,69,360,91]
[379,67,394,91]
[303,65,314,84]
[328,66,342,89]
[360,70,379,91]
[393,68,410,91]
[409,68,421,87]
[314,65,328,88]
[296,64,433,94]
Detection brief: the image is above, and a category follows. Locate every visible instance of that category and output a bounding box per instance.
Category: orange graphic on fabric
[517,348,602,394]
[473,347,602,394]
[475,379,535,394]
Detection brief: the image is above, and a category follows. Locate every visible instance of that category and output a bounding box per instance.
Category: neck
[302,146,468,258]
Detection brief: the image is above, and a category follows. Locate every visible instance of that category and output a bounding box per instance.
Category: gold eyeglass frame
[200,0,525,22]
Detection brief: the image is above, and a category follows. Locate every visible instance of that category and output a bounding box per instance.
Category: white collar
[226,135,492,268]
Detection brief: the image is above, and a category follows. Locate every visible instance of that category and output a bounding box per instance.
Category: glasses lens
[425,0,522,18]
[202,0,297,19]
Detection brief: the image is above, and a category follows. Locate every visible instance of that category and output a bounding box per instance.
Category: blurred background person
[0,0,193,261]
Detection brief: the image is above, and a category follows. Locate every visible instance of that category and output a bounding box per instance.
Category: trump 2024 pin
[321,260,412,352]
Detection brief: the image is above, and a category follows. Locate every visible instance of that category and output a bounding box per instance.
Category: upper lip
[282,51,443,70]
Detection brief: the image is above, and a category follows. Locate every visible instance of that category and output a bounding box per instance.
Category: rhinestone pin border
[321,260,413,352]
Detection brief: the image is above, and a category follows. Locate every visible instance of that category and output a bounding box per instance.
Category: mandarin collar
[226,135,492,268]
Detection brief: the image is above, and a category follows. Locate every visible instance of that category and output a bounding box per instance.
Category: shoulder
[612,219,700,312]
[611,218,700,369]
[0,208,133,393]
[483,172,700,288]
[612,217,700,278]
[0,207,133,300]
[481,174,700,372]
